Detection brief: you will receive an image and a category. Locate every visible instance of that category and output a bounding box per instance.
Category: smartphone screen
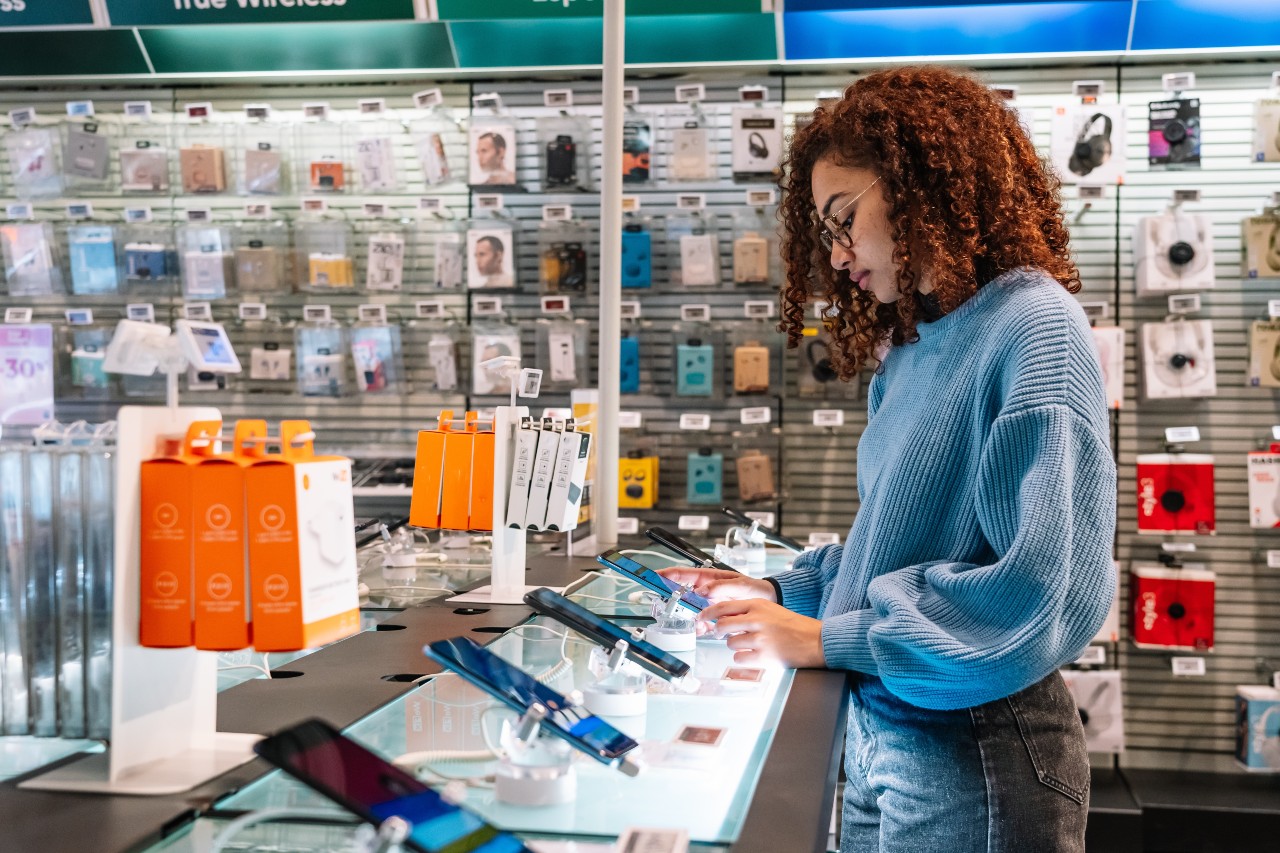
[523,587,690,681]
[424,636,639,764]
[595,549,712,613]
[646,525,738,572]
[254,719,530,853]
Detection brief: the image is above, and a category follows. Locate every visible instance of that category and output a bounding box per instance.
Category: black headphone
[806,338,837,383]
[748,131,769,159]
[1069,113,1113,177]
[1162,117,1196,164]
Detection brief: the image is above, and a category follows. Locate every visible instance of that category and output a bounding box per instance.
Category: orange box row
[409,410,495,532]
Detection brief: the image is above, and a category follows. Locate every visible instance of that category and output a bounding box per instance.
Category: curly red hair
[779,66,1081,377]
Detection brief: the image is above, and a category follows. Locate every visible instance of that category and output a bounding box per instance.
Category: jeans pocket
[1006,674,1090,805]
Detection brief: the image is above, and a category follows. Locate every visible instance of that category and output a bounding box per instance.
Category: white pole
[596,0,625,547]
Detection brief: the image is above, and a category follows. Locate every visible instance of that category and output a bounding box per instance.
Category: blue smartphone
[595,548,711,613]
[524,587,690,681]
[254,718,531,853]
[676,342,714,397]
[686,451,723,505]
[620,335,640,393]
[424,637,640,772]
[621,226,651,288]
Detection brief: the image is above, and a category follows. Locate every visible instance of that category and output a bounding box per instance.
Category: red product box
[1136,453,1215,535]
[1130,563,1215,652]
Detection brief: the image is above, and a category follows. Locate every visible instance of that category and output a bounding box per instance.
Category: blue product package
[620,336,640,393]
[68,227,119,295]
[686,451,723,505]
[621,226,651,289]
[676,342,713,396]
[124,243,169,280]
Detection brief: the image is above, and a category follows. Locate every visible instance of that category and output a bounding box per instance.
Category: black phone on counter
[595,548,712,614]
[645,525,739,572]
[523,587,691,681]
[720,507,806,553]
[253,718,533,853]
[423,636,642,775]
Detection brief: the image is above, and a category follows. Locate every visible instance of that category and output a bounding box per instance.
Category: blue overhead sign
[1130,0,1280,51]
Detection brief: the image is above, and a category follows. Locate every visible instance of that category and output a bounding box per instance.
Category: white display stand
[20,405,261,794]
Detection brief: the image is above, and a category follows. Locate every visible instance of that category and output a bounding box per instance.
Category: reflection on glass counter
[217,610,397,691]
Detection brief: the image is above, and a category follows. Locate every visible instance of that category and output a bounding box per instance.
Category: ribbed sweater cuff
[774,567,824,617]
[821,610,878,674]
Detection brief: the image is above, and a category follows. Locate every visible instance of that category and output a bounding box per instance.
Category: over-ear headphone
[1162,117,1196,163]
[806,338,837,383]
[1150,320,1211,391]
[1069,112,1113,177]
[1266,219,1280,274]
[748,131,769,159]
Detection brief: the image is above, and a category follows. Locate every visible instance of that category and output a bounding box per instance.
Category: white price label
[1168,293,1201,314]
[540,296,572,315]
[303,102,331,120]
[4,307,33,324]
[542,204,572,222]
[813,409,844,427]
[471,92,503,110]
[744,301,775,319]
[414,88,444,109]
[1072,80,1105,97]
[1162,72,1196,92]
[680,304,711,323]
[618,411,642,429]
[415,300,445,319]
[124,207,153,223]
[358,304,388,324]
[1172,657,1206,677]
[185,208,212,223]
[419,197,444,212]
[676,194,706,210]
[475,194,504,211]
[678,515,711,532]
[362,202,389,218]
[301,197,329,214]
[243,103,271,120]
[66,100,94,118]
[621,196,640,213]
[1267,550,1280,569]
[8,107,34,128]
[64,309,94,326]
[1080,301,1109,321]
[5,203,32,219]
[617,517,640,535]
[543,89,574,108]
[623,87,639,106]
[1173,188,1202,204]
[66,203,93,220]
[303,305,332,323]
[126,303,155,323]
[738,84,768,102]
[243,203,272,219]
[1269,299,1280,319]
[123,101,153,119]
[808,532,841,546]
[746,511,775,528]
[740,406,771,425]
[1165,426,1201,443]
[1075,646,1107,666]
[1162,541,1197,553]
[680,413,711,431]
[358,98,387,115]
[1078,184,1106,200]
[238,303,268,321]
[620,301,642,320]
[184,102,213,120]
[473,297,503,315]
[746,189,777,206]
[182,302,212,321]
[675,83,706,103]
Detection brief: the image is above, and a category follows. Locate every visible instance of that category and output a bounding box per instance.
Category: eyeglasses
[816,176,881,252]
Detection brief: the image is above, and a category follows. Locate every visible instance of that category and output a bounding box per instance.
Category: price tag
[746,511,775,528]
[620,301,641,320]
[66,100,95,118]
[739,85,768,102]
[621,196,641,213]
[544,89,574,108]
[4,307,33,324]
[678,515,711,532]
[301,197,329,214]
[1268,299,1280,319]
[542,204,572,222]
[243,203,272,219]
[1266,550,1280,569]
[617,517,640,535]
[1078,185,1105,200]
[680,304,711,323]
[415,300,445,319]
[740,406,771,425]
[123,101,153,119]
[1168,293,1201,314]
[184,102,213,120]
[475,194,504,211]
[679,413,711,431]
[238,303,268,321]
[358,304,388,324]
[243,103,271,120]
[126,303,156,323]
[5,203,33,220]
[808,532,841,546]
[675,83,706,103]
[362,202,389,218]
[185,208,212,223]
[303,102,331,120]
[1165,426,1201,443]
[676,194,706,210]
[813,409,844,427]
[540,296,572,315]
[414,88,444,109]
[1080,301,1109,322]
[303,305,332,323]
[1161,541,1197,553]
[66,203,93,220]
[124,207,153,223]
[358,98,387,115]
[744,301,775,319]
[8,107,34,128]
[65,309,94,326]
[618,411,642,429]
[1075,646,1107,665]
[419,197,444,213]
[746,189,777,206]
[1173,188,1202,204]
[182,302,212,321]
[473,297,503,315]
[1171,657,1206,677]
[1162,71,1196,92]
[623,87,639,106]
[472,92,503,110]
[1072,80,1105,97]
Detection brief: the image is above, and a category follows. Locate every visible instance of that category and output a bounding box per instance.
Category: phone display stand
[582,639,648,717]
[494,703,577,807]
[718,521,768,576]
[642,588,698,653]
[354,816,412,853]
[19,405,261,795]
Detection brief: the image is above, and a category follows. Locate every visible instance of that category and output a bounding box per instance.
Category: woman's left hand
[699,599,827,668]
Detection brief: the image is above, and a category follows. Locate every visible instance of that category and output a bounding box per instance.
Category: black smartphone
[253,718,532,853]
[523,587,691,681]
[595,548,712,614]
[720,507,805,553]
[645,525,739,572]
[423,636,642,774]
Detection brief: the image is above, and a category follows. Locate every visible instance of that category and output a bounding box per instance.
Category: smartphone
[424,636,641,774]
[720,507,805,553]
[595,548,712,613]
[523,587,691,681]
[646,525,738,573]
[254,718,532,853]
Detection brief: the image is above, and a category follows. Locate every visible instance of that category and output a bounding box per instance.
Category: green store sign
[0,0,95,27]
[105,0,416,27]
[435,0,765,19]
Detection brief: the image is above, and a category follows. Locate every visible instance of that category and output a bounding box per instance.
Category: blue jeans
[841,671,1089,852]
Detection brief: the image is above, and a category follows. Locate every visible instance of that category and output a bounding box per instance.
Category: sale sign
[0,323,54,426]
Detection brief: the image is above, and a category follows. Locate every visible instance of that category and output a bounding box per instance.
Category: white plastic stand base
[583,682,648,717]
[447,583,559,605]
[643,624,697,653]
[18,732,261,795]
[495,759,577,807]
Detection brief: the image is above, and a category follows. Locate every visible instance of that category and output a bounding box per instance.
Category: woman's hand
[656,567,776,604]
[700,599,827,669]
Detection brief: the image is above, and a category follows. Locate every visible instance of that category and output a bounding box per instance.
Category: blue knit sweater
[776,267,1117,710]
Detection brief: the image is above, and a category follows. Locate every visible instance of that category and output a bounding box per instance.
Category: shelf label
[1161,541,1197,553]
[746,511,775,528]
[8,107,34,128]
[1080,301,1109,322]
[1072,80,1105,97]
[1268,299,1280,319]
[676,193,706,210]
[618,411,642,429]
[540,296,572,315]
[475,194,504,211]
[746,188,776,206]
[544,89,574,108]
[358,304,388,324]
[473,296,504,315]
[744,300,775,319]
[1165,426,1201,444]
[1162,72,1196,92]
[739,85,768,102]
[419,197,444,213]
[243,203,272,220]
[620,301,641,320]
[303,102,331,120]
[185,208,212,223]
[358,98,387,115]
[123,101,153,119]
[124,206,153,223]
[66,100,94,118]
[362,202,390,218]
[65,308,94,326]
[303,305,332,323]
[472,92,503,111]
[243,103,271,120]
[542,204,572,222]
[182,302,212,322]
[623,87,639,106]
[126,303,155,323]
[414,88,444,109]
[184,102,213,120]
[1267,550,1280,569]
[813,409,844,427]
[617,517,640,535]
[680,413,711,431]
[238,303,267,321]
[680,304,711,323]
[678,515,710,532]
[621,196,641,213]
[675,83,706,103]
[416,300,445,319]
[740,406,771,425]
[1173,188,1202,204]
[1168,293,1200,314]
[1171,657,1206,677]
[4,307,32,324]
[1078,184,1105,200]
[5,203,32,220]
[66,203,93,220]
[301,197,329,214]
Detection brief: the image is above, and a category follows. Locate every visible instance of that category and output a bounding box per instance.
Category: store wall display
[1133,208,1215,296]
[1130,562,1216,652]
[1148,97,1201,169]
[467,224,516,289]
[1140,318,1217,399]
[1135,453,1216,535]
[1051,102,1127,183]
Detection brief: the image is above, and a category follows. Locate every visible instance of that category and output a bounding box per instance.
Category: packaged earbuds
[620,330,642,393]
[536,318,589,390]
[537,112,593,191]
[1130,561,1215,652]
[668,211,721,288]
[686,448,724,506]
[362,225,408,292]
[471,324,521,396]
[619,451,659,510]
[1253,98,1280,163]
[731,105,784,182]
[538,220,590,294]
[466,222,517,290]
[1246,444,1280,529]
[735,448,777,503]
[239,116,290,195]
[238,314,295,393]
[795,326,859,400]
[1134,208,1215,296]
[1147,97,1201,169]
[1247,320,1280,388]
[667,106,716,182]
[350,322,405,395]
[61,324,115,399]
[296,220,355,292]
[296,322,348,397]
[469,116,518,187]
[62,121,113,188]
[1135,453,1215,535]
[1241,214,1280,278]
[5,126,63,198]
[1061,670,1125,754]
[121,222,177,293]
[1141,319,1216,399]
[2,220,62,295]
[178,224,235,299]
[621,214,653,289]
[233,219,290,293]
[297,106,347,193]
[672,323,722,399]
[622,111,653,185]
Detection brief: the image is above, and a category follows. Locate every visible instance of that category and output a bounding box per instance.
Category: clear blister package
[671,321,724,400]
[176,109,230,194]
[64,222,120,295]
[297,110,348,193]
[468,116,519,188]
[61,120,114,191]
[416,216,466,292]
[795,325,860,401]
[295,219,355,292]
[667,210,722,288]
[731,104,784,183]
[729,323,780,396]
[120,222,177,294]
[471,323,522,396]
[466,220,518,290]
[619,321,652,394]
[359,220,408,292]
[537,112,594,192]
[350,322,406,395]
[731,206,779,286]
[686,447,725,506]
[233,218,291,293]
[353,122,403,193]
[621,213,654,289]
[236,314,296,393]
[53,447,88,738]
[537,219,591,294]
[61,324,115,398]
[666,105,717,183]
[417,323,463,393]
[536,318,590,390]
[6,126,63,198]
[730,432,781,505]
[296,321,349,397]
[622,109,654,186]
[411,107,458,187]
[238,118,291,195]
[178,224,235,299]
[2,220,63,295]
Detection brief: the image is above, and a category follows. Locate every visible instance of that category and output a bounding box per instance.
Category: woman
[662,66,1117,852]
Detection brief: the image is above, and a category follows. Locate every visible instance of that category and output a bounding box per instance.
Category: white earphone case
[1134,209,1215,296]
[1141,319,1217,399]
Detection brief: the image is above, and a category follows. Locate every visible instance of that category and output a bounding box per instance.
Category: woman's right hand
[656,567,776,605]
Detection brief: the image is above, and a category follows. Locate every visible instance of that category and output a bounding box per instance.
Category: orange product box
[192,420,269,651]
[245,420,360,652]
[309,159,345,191]
[139,419,222,648]
[409,410,452,529]
[439,411,476,531]
[470,417,496,532]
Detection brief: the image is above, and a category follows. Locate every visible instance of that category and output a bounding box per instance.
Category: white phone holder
[494,703,577,807]
[353,816,412,853]
[716,521,768,575]
[642,587,698,653]
[582,639,649,717]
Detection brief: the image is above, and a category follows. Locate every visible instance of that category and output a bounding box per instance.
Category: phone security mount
[494,703,577,807]
[582,638,649,717]
[643,584,699,653]
[717,519,769,574]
